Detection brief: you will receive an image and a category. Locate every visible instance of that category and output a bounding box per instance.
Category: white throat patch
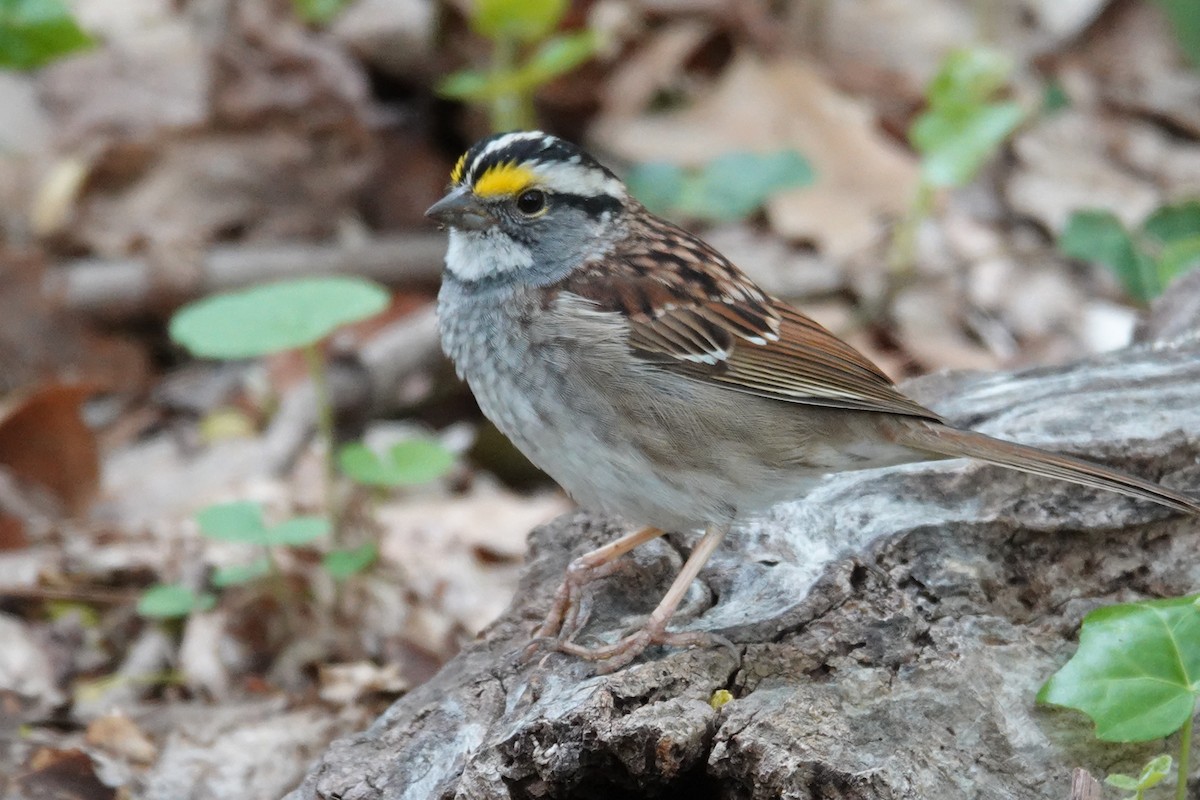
[444,228,533,282]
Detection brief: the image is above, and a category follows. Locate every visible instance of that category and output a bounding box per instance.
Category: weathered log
[288,331,1200,799]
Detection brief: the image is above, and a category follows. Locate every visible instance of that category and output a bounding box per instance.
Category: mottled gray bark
[287,332,1200,800]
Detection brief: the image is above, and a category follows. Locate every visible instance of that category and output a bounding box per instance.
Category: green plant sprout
[1039,594,1200,800]
[329,435,457,578]
[338,437,456,488]
[0,0,93,71]
[136,583,216,619]
[888,46,1026,275]
[1059,200,1200,304]
[291,0,351,26]
[1106,755,1174,800]
[625,150,815,224]
[137,501,334,619]
[438,0,599,131]
[169,276,390,529]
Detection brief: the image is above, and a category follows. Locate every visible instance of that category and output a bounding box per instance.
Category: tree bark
[287,333,1200,799]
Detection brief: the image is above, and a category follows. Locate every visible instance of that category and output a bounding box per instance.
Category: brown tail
[901,424,1200,516]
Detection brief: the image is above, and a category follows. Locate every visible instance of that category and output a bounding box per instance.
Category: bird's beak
[425,186,495,231]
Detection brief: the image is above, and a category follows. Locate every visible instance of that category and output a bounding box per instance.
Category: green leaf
[1157,235,1200,288]
[629,151,814,223]
[211,557,271,587]
[1038,594,1200,742]
[1041,82,1070,114]
[263,515,331,547]
[291,0,349,25]
[1138,754,1173,788]
[912,102,1024,187]
[137,584,215,618]
[0,0,93,71]
[383,439,457,484]
[1142,200,1200,246]
[625,162,687,216]
[339,438,456,487]
[437,69,495,100]
[910,47,1025,188]
[925,47,1014,112]
[196,501,267,544]
[1103,773,1139,791]
[1059,210,1159,302]
[471,0,566,42]
[322,543,378,579]
[521,30,598,82]
[684,150,815,221]
[169,277,389,360]
[1155,0,1200,68]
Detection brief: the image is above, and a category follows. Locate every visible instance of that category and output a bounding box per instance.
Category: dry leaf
[85,711,158,764]
[592,54,918,258]
[18,748,115,800]
[0,382,99,515]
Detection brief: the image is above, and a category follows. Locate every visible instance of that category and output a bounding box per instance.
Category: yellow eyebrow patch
[473,162,536,198]
[450,152,468,185]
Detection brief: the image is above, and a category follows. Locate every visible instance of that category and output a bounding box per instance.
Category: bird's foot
[555,623,736,674]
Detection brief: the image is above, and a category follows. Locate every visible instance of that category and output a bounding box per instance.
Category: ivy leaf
[322,543,378,579]
[1038,594,1200,742]
[0,0,93,71]
[169,277,389,360]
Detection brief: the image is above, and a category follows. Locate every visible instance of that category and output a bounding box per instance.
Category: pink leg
[529,526,666,648]
[556,523,733,672]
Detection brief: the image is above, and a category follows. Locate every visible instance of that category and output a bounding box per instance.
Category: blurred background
[1,0,1199,796]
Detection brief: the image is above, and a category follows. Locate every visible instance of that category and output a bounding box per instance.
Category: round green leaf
[338,443,392,485]
[211,558,271,588]
[625,162,687,217]
[169,277,389,359]
[384,439,457,485]
[322,543,378,580]
[339,438,456,487]
[137,584,215,618]
[196,501,266,544]
[1038,594,1200,742]
[264,516,331,547]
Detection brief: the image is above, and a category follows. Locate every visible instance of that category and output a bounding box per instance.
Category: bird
[426,130,1200,671]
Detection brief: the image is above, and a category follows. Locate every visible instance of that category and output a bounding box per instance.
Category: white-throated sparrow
[428,130,1200,671]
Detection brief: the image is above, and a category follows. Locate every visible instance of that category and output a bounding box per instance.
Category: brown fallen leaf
[85,711,158,765]
[17,747,116,800]
[0,382,99,515]
[592,54,919,259]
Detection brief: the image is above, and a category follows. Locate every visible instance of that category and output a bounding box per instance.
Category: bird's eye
[515,189,547,216]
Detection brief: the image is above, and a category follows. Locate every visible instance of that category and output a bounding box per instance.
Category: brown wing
[559,209,943,423]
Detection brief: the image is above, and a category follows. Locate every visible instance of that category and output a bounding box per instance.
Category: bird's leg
[556,523,733,673]
[528,526,665,649]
